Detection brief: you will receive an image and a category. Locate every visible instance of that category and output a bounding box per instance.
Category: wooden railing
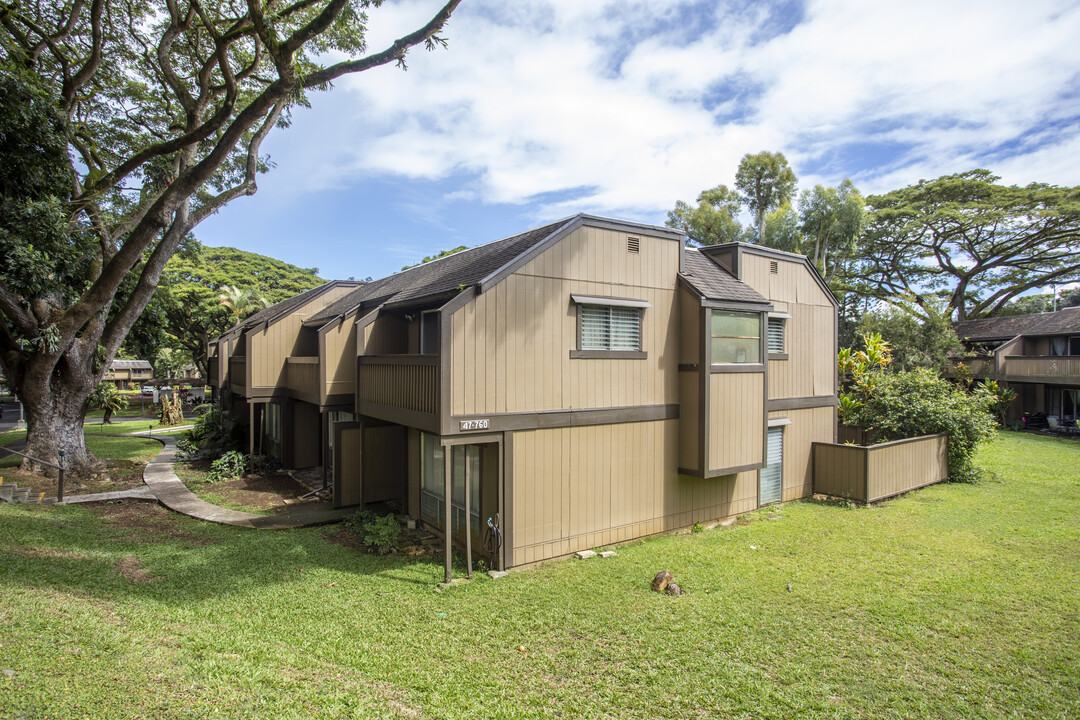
[286,357,319,397]
[1004,355,1080,380]
[358,355,438,415]
[948,356,994,377]
[207,357,219,387]
[813,434,949,504]
[228,356,246,391]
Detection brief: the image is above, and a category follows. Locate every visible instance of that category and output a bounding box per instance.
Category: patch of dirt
[88,500,215,546]
[194,471,317,513]
[324,524,444,559]
[117,555,157,583]
[0,462,147,500]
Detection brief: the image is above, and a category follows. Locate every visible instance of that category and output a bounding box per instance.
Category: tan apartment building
[208,215,838,571]
[102,359,154,389]
[951,307,1080,424]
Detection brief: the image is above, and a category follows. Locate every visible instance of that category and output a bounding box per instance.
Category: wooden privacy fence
[812,433,949,504]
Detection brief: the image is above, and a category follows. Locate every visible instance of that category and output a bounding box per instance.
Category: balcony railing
[286,356,319,398]
[1004,356,1080,381]
[228,356,246,392]
[948,356,995,377]
[207,357,219,387]
[358,355,439,419]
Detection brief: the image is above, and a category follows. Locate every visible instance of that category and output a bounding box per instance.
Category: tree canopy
[0,0,461,474]
[856,170,1080,321]
[665,185,749,246]
[734,151,798,242]
[156,244,323,377]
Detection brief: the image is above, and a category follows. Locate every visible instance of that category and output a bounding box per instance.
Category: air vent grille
[770,260,779,274]
[627,237,640,254]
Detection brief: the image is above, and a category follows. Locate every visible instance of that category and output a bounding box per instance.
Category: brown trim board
[451,404,678,434]
[767,395,837,411]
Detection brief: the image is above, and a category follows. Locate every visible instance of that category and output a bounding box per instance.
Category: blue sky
[194,0,1080,283]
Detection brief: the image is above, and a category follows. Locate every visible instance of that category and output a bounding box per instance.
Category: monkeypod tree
[0,0,462,475]
[856,170,1080,322]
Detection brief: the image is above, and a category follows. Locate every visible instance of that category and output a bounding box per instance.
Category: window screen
[581,305,642,351]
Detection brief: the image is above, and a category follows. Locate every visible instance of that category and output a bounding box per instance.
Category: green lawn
[1,421,165,470]
[1,432,1078,719]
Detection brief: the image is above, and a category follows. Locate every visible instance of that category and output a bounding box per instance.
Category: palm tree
[218,285,268,322]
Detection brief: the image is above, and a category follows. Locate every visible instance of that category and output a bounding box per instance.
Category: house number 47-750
[460,419,490,431]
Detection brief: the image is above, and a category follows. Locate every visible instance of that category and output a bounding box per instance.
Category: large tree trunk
[13,347,101,478]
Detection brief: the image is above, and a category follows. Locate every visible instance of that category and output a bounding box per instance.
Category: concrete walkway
[139,435,352,529]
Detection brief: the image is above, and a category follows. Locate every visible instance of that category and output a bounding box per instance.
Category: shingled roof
[224,280,364,333]
[305,218,575,325]
[679,249,769,305]
[954,306,1080,342]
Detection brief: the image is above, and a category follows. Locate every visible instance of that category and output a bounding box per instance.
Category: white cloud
[283,0,1080,218]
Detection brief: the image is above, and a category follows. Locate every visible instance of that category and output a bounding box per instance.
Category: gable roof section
[700,242,839,309]
[225,280,363,334]
[954,307,1080,342]
[679,249,769,305]
[108,359,153,371]
[307,214,682,326]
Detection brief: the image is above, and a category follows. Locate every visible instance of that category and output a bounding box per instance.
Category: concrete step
[0,484,15,501]
[12,488,30,502]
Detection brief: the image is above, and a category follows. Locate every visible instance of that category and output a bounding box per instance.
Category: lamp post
[57,449,65,502]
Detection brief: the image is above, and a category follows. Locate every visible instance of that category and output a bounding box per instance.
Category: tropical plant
[977,380,1018,427]
[89,382,127,424]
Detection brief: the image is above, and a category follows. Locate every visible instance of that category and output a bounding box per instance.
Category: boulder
[651,570,674,592]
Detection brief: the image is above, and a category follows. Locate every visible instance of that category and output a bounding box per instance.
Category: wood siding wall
[449,226,680,417]
[812,434,948,503]
[320,316,358,401]
[735,254,836,401]
[708,372,764,471]
[768,406,836,501]
[508,420,759,566]
[247,284,357,390]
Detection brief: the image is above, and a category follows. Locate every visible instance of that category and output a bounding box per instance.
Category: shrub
[208,450,247,482]
[346,510,402,555]
[852,368,997,483]
[189,406,243,455]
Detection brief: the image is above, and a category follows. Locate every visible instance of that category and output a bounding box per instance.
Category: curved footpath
[66,434,351,529]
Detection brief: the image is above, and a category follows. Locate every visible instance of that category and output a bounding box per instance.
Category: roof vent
[627,237,640,254]
[770,260,779,274]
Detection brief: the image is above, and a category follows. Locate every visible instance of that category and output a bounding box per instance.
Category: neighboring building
[207,280,366,467]
[208,214,839,571]
[102,359,153,389]
[952,307,1080,422]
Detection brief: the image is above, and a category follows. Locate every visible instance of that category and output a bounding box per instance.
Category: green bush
[346,510,402,555]
[208,450,247,482]
[189,406,243,455]
[852,368,997,482]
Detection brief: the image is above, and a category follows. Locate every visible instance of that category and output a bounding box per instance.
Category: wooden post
[464,447,473,580]
[443,443,452,585]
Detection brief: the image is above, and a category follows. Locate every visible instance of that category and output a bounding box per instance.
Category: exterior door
[760,427,783,505]
[333,422,364,508]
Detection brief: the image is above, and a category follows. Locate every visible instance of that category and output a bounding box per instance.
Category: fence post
[57,449,65,502]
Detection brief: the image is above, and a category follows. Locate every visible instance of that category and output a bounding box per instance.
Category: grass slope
[1,432,1078,719]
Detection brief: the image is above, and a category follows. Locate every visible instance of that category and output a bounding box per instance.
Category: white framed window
[767,313,790,356]
[570,294,650,359]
